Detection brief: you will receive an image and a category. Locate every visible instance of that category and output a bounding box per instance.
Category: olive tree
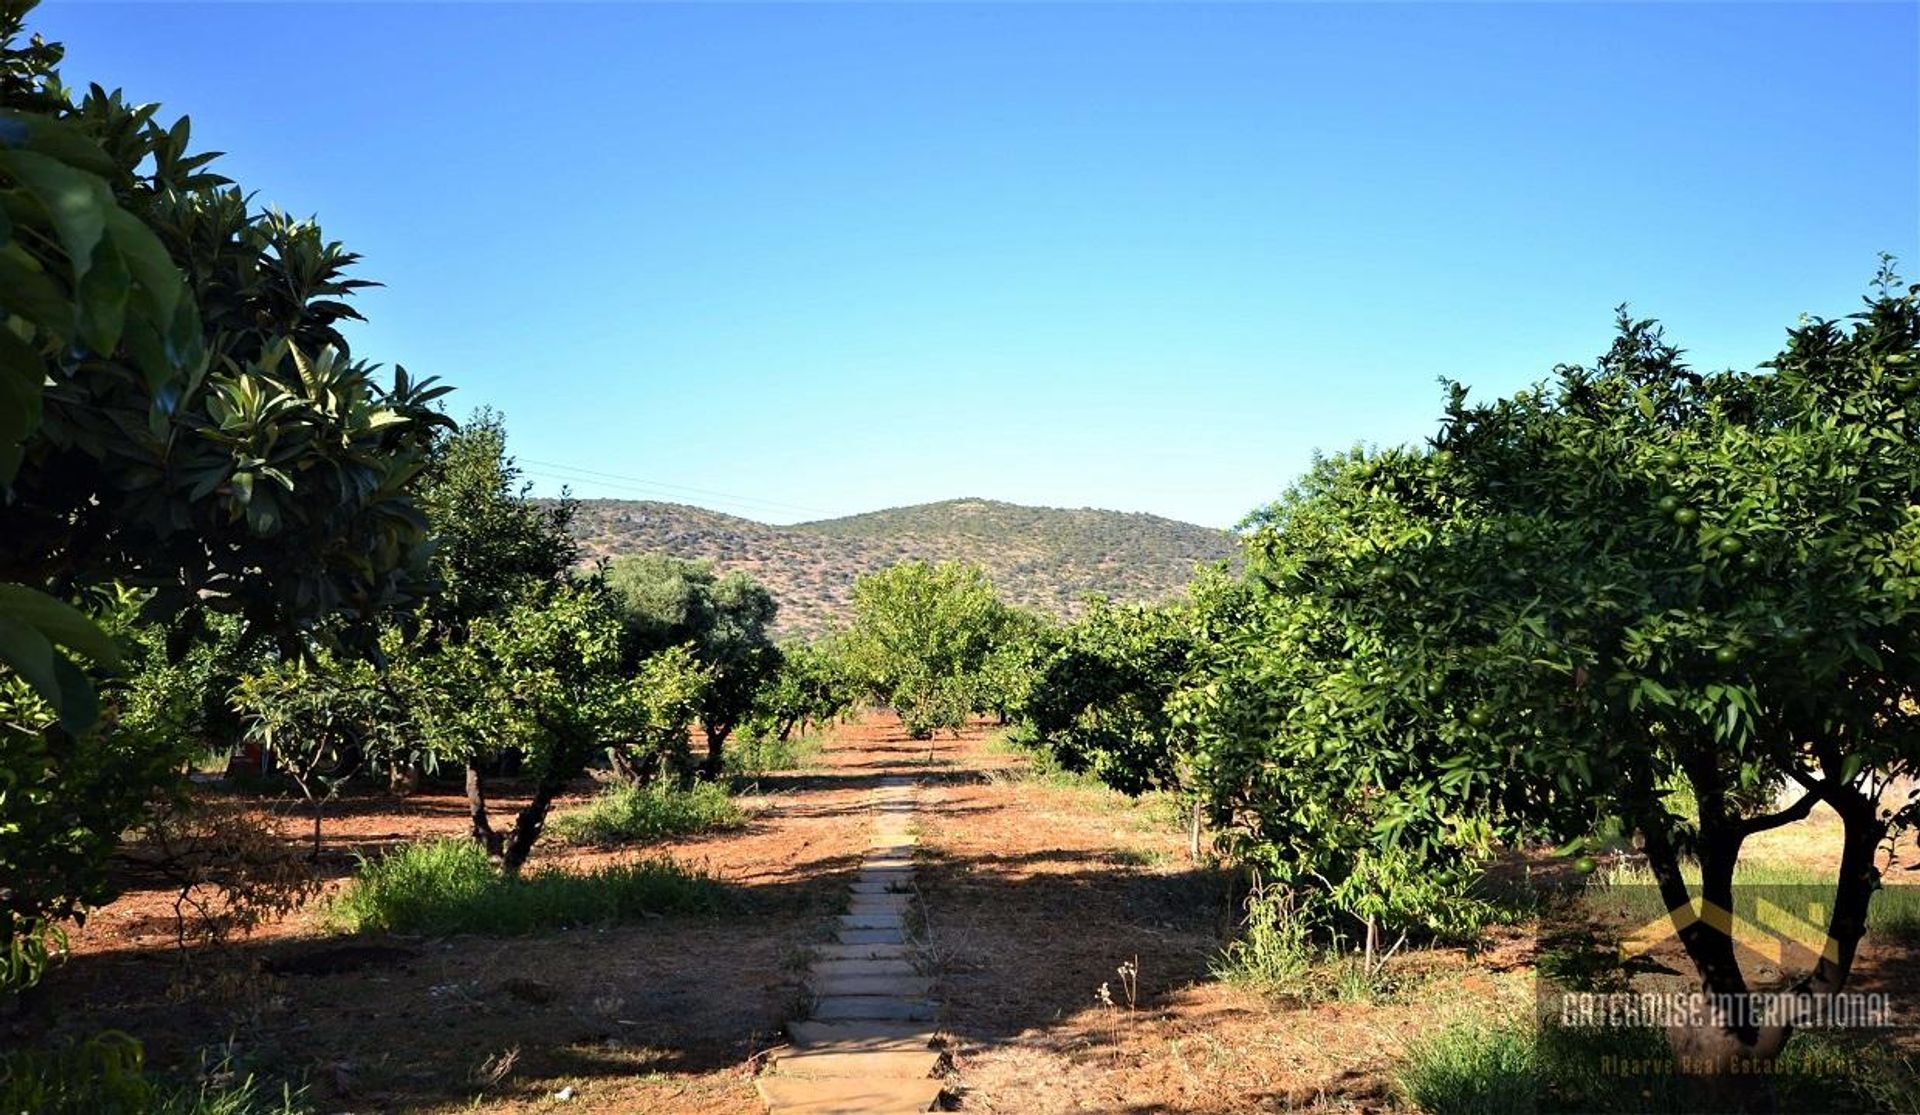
[603,554,778,777]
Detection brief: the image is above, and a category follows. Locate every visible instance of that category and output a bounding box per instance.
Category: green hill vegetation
[561,497,1236,638]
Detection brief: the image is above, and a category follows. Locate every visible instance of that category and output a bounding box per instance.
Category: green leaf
[48,652,97,736]
[101,206,185,330]
[0,244,77,333]
[0,111,118,177]
[0,328,45,488]
[0,584,121,667]
[0,148,112,282]
[0,613,60,709]
[74,233,130,355]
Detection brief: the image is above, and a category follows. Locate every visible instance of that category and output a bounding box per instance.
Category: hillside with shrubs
[561,497,1235,637]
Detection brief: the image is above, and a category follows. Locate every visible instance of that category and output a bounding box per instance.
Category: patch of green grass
[551,781,746,846]
[1107,846,1173,869]
[1,1035,307,1115]
[329,839,722,936]
[725,731,823,777]
[1587,859,1920,943]
[1396,1012,1541,1115]
[1396,1012,1920,1114]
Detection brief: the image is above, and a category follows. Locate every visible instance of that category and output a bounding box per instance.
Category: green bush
[329,839,721,935]
[551,782,747,846]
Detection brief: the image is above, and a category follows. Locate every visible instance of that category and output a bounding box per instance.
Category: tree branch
[1735,786,1823,838]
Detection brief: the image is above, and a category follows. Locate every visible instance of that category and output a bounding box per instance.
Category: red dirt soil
[10,714,1918,1114]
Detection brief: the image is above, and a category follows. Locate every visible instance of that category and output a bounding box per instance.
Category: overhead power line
[519,458,833,520]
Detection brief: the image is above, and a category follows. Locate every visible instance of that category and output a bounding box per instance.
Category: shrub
[329,839,721,936]
[551,782,746,846]
[132,800,322,955]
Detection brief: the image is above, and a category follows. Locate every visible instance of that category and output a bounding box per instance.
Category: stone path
[758,774,947,1114]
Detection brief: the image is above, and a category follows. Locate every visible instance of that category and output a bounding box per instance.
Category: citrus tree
[840,560,1003,739]
[1182,454,1520,950]
[1424,275,1920,1069]
[410,580,631,873]
[1022,596,1195,796]
[602,644,712,786]
[746,640,856,745]
[1194,270,1920,1068]
[972,604,1053,726]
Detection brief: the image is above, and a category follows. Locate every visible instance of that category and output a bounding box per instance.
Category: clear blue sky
[31,2,1919,528]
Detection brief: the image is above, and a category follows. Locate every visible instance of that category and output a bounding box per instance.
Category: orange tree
[840,560,1003,739]
[1020,595,1198,796]
[1190,269,1920,1067]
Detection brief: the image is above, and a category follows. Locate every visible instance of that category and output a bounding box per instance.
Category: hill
[561,497,1236,638]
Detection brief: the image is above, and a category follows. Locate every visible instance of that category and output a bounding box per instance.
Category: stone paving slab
[765,762,941,1113]
[848,890,910,905]
[834,928,905,945]
[813,942,910,961]
[853,867,913,883]
[756,1076,943,1114]
[807,974,934,998]
[770,1047,945,1080]
[786,1020,937,1049]
[848,887,910,903]
[808,957,916,978]
[813,996,937,1022]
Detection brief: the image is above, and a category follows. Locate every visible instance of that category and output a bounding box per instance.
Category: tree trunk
[702,724,732,781]
[1642,777,1889,1110]
[499,778,562,876]
[466,763,504,858]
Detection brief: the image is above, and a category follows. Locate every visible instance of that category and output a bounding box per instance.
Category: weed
[1212,885,1316,996]
[328,839,722,935]
[551,781,746,846]
[1396,1012,1539,1115]
[725,731,823,777]
[1108,846,1172,869]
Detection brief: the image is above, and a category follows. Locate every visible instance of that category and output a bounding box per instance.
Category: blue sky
[31,2,1919,528]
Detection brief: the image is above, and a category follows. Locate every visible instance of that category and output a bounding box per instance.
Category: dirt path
[28,719,926,1113]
